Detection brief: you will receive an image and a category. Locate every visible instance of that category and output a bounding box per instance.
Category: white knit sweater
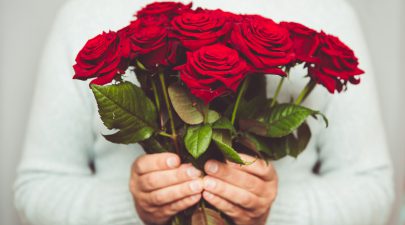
[14,0,394,224]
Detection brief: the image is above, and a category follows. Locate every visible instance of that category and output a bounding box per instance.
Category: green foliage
[237,132,272,156]
[287,122,311,157]
[238,123,312,160]
[168,83,204,125]
[168,83,221,125]
[239,103,327,138]
[212,130,244,164]
[184,124,213,159]
[207,110,221,124]
[139,136,169,154]
[91,82,158,144]
[212,117,236,135]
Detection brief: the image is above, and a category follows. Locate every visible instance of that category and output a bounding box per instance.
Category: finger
[203,176,262,210]
[132,153,180,175]
[146,179,203,206]
[204,160,267,196]
[138,164,202,192]
[228,154,276,181]
[202,191,248,221]
[160,194,201,218]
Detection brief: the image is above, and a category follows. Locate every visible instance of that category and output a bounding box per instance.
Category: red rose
[309,32,364,93]
[176,44,249,103]
[73,31,130,85]
[194,8,242,22]
[170,10,232,51]
[120,17,180,69]
[229,16,295,76]
[280,21,320,63]
[136,2,192,19]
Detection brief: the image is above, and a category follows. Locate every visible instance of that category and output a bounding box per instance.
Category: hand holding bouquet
[73,2,364,224]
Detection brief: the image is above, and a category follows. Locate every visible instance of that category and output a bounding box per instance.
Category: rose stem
[151,77,167,131]
[159,71,180,155]
[158,131,172,138]
[151,78,161,112]
[295,79,317,105]
[271,78,285,107]
[271,67,290,107]
[231,77,250,125]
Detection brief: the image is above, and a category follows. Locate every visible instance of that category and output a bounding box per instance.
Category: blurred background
[0,0,404,224]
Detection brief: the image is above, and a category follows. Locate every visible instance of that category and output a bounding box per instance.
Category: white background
[0,0,403,224]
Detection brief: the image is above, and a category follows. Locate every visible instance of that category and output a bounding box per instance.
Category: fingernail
[207,162,218,174]
[189,180,203,192]
[204,192,214,200]
[166,157,178,168]
[204,179,216,190]
[187,167,201,178]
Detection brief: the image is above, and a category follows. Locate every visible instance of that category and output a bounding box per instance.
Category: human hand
[202,154,278,225]
[130,153,203,225]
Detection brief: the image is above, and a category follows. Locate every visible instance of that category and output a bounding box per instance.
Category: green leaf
[266,104,326,137]
[312,113,329,128]
[168,83,204,125]
[239,119,268,137]
[240,103,326,138]
[139,137,167,154]
[191,207,225,225]
[238,122,312,160]
[268,123,312,159]
[184,124,213,159]
[207,110,221,124]
[287,122,312,158]
[212,117,236,134]
[212,130,244,164]
[91,82,158,144]
[238,133,272,156]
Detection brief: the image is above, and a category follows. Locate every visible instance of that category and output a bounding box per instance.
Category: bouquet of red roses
[73,1,364,224]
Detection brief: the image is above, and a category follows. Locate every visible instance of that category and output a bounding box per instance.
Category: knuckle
[170,199,185,212]
[177,166,188,180]
[244,177,257,192]
[181,182,193,195]
[240,194,252,207]
[247,208,264,219]
[151,193,164,206]
[259,166,271,178]
[133,157,145,174]
[263,164,272,173]
[162,207,174,217]
[252,158,268,169]
[143,174,156,190]
[226,205,240,217]
[266,163,277,176]
[146,206,156,214]
[136,195,150,209]
[170,200,181,211]
[229,203,238,212]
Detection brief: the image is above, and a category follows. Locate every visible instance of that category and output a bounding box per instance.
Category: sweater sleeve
[13,2,143,225]
[267,2,394,225]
